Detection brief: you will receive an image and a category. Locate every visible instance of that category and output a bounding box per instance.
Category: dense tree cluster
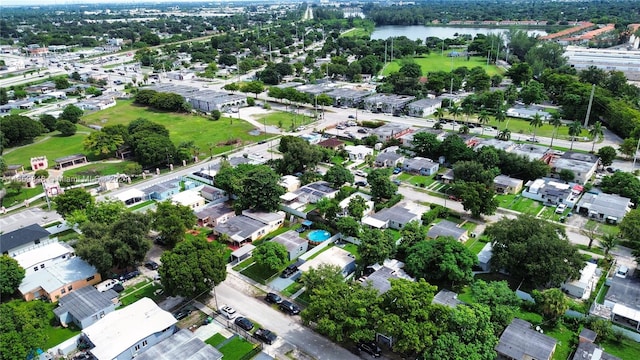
[214,162,284,212]
[152,201,197,248]
[0,300,50,360]
[0,256,25,298]
[134,89,190,112]
[0,114,45,149]
[126,118,176,167]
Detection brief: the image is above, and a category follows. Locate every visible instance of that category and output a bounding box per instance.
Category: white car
[219,305,237,320]
[355,170,367,177]
[555,204,567,214]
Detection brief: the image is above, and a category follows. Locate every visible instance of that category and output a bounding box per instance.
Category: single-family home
[1,223,52,256]
[14,241,75,276]
[298,246,356,277]
[575,192,631,224]
[299,133,323,144]
[363,94,416,115]
[199,185,228,205]
[280,181,338,213]
[475,138,517,153]
[604,275,640,331]
[506,105,551,120]
[196,203,235,227]
[495,318,557,360]
[18,256,101,302]
[562,262,598,299]
[54,286,119,329]
[114,188,146,206]
[190,169,216,185]
[145,181,181,200]
[362,203,423,230]
[360,259,414,294]
[271,230,309,261]
[551,151,599,185]
[440,168,455,184]
[170,190,205,210]
[338,192,374,218]
[279,175,302,192]
[432,289,464,308]
[317,138,345,151]
[493,175,524,195]
[344,145,373,161]
[510,143,551,162]
[403,157,440,175]
[136,329,223,360]
[370,123,413,142]
[406,98,442,117]
[477,242,493,272]
[375,152,405,168]
[522,178,575,206]
[214,210,285,245]
[81,298,178,360]
[572,328,621,360]
[400,128,447,147]
[326,88,371,108]
[427,220,469,242]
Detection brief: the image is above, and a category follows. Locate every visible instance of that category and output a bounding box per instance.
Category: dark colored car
[392,167,402,174]
[265,292,282,304]
[234,317,254,331]
[348,115,355,119]
[144,261,159,270]
[112,284,125,293]
[354,180,367,187]
[281,265,298,278]
[173,309,192,320]
[279,300,300,315]
[254,328,277,345]
[120,270,140,281]
[357,342,382,357]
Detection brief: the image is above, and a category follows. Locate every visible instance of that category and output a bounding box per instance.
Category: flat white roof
[280,192,299,201]
[14,241,72,269]
[114,188,146,202]
[84,297,177,360]
[299,246,354,272]
[171,190,204,206]
[361,216,387,228]
[612,303,640,322]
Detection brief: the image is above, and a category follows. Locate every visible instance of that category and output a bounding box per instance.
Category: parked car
[219,305,237,320]
[234,317,254,331]
[555,203,567,214]
[336,125,346,130]
[393,179,401,185]
[393,168,402,174]
[354,180,367,187]
[144,261,159,270]
[357,342,382,357]
[355,170,367,177]
[357,128,368,134]
[526,137,539,143]
[265,292,282,304]
[173,309,192,320]
[111,284,125,293]
[120,270,140,281]
[281,265,298,278]
[348,115,355,119]
[254,328,277,345]
[279,300,301,315]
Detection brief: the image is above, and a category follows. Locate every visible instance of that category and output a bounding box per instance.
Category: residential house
[271,230,309,261]
[477,242,493,272]
[195,203,235,227]
[603,274,640,331]
[522,178,575,206]
[562,262,598,299]
[493,175,524,195]
[199,185,228,205]
[338,192,374,218]
[190,169,216,185]
[114,188,146,206]
[506,105,551,120]
[510,143,551,162]
[400,128,447,147]
[18,257,101,302]
[475,138,517,152]
[344,145,373,160]
[170,190,205,210]
[14,241,75,276]
[440,169,455,184]
[362,203,423,230]
[406,98,442,117]
[214,210,285,245]
[77,96,117,111]
[572,328,621,360]
[1,224,52,256]
[432,289,464,308]
[230,244,256,263]
[136,329,223,360]
[359,259,414,294]
[370,123,413,142]
[427,220,469,242]
[575,192,631,224]
[495,318,557,360]
[279,175,301,192]
[326,88,371,108]
[145,181,181,200]
[54,286,119,329]
[299,133,323,145]
[317,138,345,151]
[375,152,405,168]
[363,94,415,115]
[403,157,439,175]
[280,181,338,214]
[81,298,178,360]
[298,246,356,277]
[551,151,599,185]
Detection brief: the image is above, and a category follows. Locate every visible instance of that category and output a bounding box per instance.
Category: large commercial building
[564,46,640,81]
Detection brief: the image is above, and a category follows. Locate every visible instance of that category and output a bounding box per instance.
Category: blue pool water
[307,230,331,242]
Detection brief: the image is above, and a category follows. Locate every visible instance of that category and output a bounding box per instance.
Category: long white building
[564,45,640,81]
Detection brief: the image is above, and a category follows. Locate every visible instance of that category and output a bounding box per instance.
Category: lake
[371,25,547,41]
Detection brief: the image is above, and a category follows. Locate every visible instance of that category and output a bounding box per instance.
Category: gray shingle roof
[54,286,117,321]
[496,318,557,360]
[371,206,419,224]
[272,230,307,253]
[427,220,467,240]
[432,289,463,308]
[0,224,50,253]
[136,329,223,360]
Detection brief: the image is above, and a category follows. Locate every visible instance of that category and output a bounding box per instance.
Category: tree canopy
[0,256,25,297]
[152,201,197,248]
[0,300,49,360]
[53,188,95,218]
[252,241,288,272]
[238,165,285,212]
[405,237,476,287]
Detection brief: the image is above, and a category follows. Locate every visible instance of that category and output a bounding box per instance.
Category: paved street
[0,207,61,233]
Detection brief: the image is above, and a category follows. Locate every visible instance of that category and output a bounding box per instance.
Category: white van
[616,265,629,278]
[95,279,119,292]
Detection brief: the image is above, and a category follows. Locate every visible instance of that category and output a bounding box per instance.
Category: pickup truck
[254,328,277,345]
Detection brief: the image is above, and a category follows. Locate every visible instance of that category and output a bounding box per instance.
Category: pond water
[370,25,547,41]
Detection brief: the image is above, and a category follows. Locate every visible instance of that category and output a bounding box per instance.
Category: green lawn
[205,333,227,347]
[381,51,504,77]
[217,336,257,360]
[544,323,575,360]
[50,229,80,242]
[397,173,436,187]
[282,281,305,297]
[240,263,279,284]
[496,194,543,215]
[342,243,360,259]
[600,337,640,359]
[465,238,489,255]
[83,100,261,156]
[253,111,315,130]
[119,281,163,306]
[62,161,136,178]
[341,27,372,38]
[481,117,591,140]
[41,302,81,349]
[0,186,43,208]
[128,200,155,211]
[2,131,93,168]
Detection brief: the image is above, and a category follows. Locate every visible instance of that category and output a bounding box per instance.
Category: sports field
[381,51,504,76]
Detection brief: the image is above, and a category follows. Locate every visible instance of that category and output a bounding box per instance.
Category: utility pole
[391,38,394,62]
[384,42,387,66]
[583,84,595,128]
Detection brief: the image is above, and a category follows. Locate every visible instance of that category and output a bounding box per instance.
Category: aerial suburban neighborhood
[2,1,640,360]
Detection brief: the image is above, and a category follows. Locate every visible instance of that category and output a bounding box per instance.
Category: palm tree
[498,128,511,141]
[478,110,490,135]
[589,121,604,153]
[462,103,474,122]
[548,113,562,148]
[599,233,619,257]
[494,106,507,129]
[458,125,470,134]
[568,121,583,150]
[435,107,445,122]
[529,113,544,141]
[449,104,461,122]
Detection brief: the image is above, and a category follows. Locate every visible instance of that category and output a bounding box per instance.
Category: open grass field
[205,333,227,347]
[240,263,279,284]
[0,187,43,208]
[62,161,137,178]
[217,337,257,360]
[381,51,504,77]
[496,193,544,215]
[341,27,372,38]
[83,100,262,156]
[3,131,93,168]
[253,111,314,130]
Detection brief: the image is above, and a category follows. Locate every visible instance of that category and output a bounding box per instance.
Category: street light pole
[633,137,640,169]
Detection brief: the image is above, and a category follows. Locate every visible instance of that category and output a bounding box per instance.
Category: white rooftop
[299,246,354,272]
[361,216,388,229]
[171,190,204,206]
[84,297,177,360]
[14,241,73,270]
[114,188,146,202]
